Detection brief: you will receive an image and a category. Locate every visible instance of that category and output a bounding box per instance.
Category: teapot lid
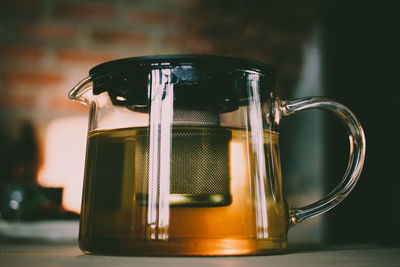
[89,55,276,113]
[89,54,275,77]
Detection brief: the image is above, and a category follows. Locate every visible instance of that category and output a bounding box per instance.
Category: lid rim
[89,54,275,77]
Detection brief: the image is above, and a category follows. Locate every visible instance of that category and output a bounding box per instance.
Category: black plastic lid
[89,55,276,113]
[89,54,275,77]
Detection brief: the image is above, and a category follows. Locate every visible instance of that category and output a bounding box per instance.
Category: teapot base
[79,237,287,256]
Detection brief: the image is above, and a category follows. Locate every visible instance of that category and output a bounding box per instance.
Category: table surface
[1,242,399,267]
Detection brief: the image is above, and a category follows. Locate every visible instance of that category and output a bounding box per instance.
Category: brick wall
[0,0,189,144]
[0,0,328,242]
[0,0,321,143]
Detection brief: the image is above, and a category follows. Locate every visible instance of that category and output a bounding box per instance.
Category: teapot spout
[68,76,92,105]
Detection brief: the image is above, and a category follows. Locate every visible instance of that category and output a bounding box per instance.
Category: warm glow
[230,140,248,193]
[38,116,88,213]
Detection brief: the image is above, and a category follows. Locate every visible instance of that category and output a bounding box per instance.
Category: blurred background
[0,0,398,245]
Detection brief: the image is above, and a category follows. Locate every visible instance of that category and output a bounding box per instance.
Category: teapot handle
[279,97,366,226]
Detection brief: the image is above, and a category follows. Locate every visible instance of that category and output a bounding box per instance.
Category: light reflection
[146,68,172,240]
[246,73,269,239]
[158,72,173,240]
[147,70,161,238]
[38,116,88,213]
[265,133,278,202]
[230,141,247,192]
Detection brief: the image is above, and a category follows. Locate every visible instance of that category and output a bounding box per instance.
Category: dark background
[0,0,399,245]
[186,0,400,245]
[321,1,399,245]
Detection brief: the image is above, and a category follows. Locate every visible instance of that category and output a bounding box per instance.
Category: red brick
[2,70,63,86]
[91,29,147,45]
[0,46,44,62]
[54,3,113,21]
[18,23,78,41]
[49,97,87,112]
[0,94,35,108]
[56,49,114,64]
[128,9,181,26]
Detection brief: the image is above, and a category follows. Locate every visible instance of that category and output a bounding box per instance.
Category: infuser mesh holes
[134,127,232,196]
[172,109,221,126]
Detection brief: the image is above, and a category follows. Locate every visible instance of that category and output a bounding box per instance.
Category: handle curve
[280,97,366,226]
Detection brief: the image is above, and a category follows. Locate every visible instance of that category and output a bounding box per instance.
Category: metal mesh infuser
[134,110,232,207]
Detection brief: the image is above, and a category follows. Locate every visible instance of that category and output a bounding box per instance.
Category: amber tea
[79,126,288,256]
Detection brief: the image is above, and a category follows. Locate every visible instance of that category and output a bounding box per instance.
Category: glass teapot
[69,55,365,256]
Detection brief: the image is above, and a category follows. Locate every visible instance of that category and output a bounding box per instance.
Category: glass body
[70,55,365,256]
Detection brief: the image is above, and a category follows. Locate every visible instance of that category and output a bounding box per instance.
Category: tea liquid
[79,126,288,255]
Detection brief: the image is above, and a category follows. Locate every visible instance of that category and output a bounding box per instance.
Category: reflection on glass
[147,69,173,240]
[246,73,269,239]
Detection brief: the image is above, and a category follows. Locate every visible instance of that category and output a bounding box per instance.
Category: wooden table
[1,242,399,267]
